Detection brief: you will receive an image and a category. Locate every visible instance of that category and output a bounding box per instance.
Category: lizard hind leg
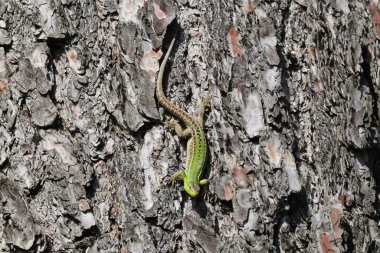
[164,121,192,138]
[198,95,211,124]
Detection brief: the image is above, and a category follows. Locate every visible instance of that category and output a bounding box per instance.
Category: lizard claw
[168,174,177,185]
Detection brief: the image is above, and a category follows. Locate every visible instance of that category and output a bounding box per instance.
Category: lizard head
[184,181,200,197]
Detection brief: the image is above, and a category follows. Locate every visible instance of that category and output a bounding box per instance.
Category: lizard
[156,36,210,197]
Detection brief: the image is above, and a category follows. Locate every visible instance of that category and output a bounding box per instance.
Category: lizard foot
[164,121,177,131]
[168,170,185,185]
[200,188,211,201]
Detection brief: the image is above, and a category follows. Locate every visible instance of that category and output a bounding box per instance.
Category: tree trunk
[1,0,380,252]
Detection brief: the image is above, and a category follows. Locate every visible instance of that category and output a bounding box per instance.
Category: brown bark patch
[0,79,6,94]
[319,232,333,253]
[228,27,243,57]
[368,2,380,36]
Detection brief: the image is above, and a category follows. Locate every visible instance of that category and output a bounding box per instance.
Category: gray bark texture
[0,0,380,252]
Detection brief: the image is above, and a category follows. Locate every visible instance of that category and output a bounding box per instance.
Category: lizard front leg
[199,179,208,185]
[169,170,186,185]
[164,122,192,138]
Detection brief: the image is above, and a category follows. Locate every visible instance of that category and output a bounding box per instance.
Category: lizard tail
[156,37,192,124]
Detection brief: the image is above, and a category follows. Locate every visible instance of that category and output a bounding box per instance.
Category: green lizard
[156,37,210,197]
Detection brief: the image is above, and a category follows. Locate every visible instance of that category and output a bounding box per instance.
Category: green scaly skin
[156,37,209,197]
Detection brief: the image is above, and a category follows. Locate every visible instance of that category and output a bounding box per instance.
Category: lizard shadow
[203,134,212,181]
[191,195,208,218]
[160,20,182,90]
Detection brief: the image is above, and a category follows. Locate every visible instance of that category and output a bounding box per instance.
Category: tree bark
[0,0,380,252]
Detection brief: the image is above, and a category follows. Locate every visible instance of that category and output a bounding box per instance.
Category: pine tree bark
[1,0,380,252]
